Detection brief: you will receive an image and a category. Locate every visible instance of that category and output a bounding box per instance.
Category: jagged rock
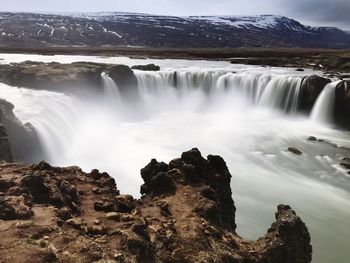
[258,205,312,263]
[141,148,236,230]
[0,195,32,220]
[131,64,160,71]
[140,159,175,196]
[299,75,331,113]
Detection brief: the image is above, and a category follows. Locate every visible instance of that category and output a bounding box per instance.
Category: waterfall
[311,81,339,124]
[134,70,303,114]
[101,72,122,106]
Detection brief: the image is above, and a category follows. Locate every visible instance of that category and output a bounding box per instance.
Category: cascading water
[1,59,350,263]
[311,81,339,124]
[135,70,303,114]
[101,72,122,106]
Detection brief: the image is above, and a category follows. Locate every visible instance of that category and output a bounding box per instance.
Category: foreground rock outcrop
[0,148,312,263]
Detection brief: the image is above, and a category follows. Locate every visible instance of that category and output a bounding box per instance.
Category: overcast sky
[1,0,349,30]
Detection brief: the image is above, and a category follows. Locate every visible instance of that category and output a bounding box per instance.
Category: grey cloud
[284,0,350,29]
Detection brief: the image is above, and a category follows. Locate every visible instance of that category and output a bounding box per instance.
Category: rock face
[334,80,350,129]
[0,123,12,162]
[0,149,312,263]
[0,99,44,162]
[0,62,137,96]
[299,75,331,113]
[131,64,160,71]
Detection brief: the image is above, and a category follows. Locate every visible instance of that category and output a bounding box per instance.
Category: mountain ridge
[0,12,349,48]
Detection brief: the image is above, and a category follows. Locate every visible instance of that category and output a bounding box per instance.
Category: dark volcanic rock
[0,99,44,162]
[0,195,33,220]
[299,75,331,113]
[288,147,303,155]
[334,80,350,129]
[0,150,312,263]
[131,64,160,71]
[258,205,312,263]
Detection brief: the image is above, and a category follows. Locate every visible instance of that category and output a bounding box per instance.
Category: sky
[1,0,349,30]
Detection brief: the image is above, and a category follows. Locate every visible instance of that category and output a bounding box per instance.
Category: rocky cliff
[0,99,44,163]
[0,148,312,263]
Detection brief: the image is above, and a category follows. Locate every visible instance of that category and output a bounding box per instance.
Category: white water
[0,56,349,263]
[101,72,122,106]
[311,81,339,123]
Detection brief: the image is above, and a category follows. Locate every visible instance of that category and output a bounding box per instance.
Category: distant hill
[0,12,349,48]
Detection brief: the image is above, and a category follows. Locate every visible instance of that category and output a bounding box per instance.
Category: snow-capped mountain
[0,12,349,48]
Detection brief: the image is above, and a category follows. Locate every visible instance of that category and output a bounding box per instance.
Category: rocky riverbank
[0,147,312,263]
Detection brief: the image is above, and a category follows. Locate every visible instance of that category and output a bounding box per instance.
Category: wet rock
[334,80,350,129]
[131,64,160,71]
[340,163,350,169]
[342,157,350,162]
[299,75,331,113]
[307,136,317,141]
[287,147,303,155]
